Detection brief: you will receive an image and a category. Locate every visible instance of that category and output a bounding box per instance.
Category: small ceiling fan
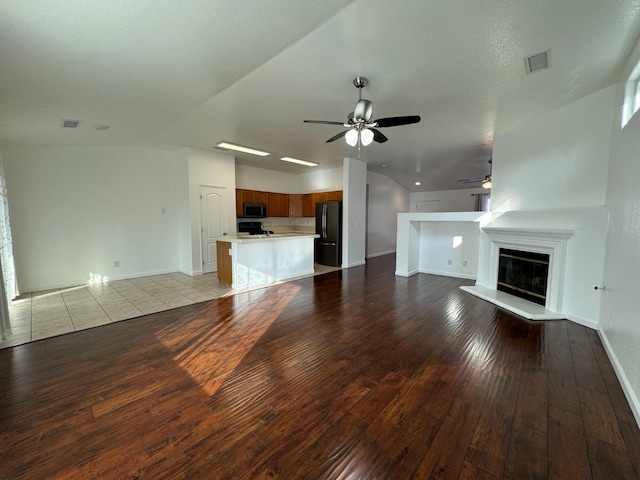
[457,159,492,189]
[304,76,421,147]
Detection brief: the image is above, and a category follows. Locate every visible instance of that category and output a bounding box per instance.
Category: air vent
[61,119,81,128]
[525,51,550,74]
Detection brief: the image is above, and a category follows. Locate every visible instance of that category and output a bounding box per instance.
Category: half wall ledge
[460,285,565,320]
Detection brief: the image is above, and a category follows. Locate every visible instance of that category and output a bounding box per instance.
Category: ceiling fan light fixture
[345,129,358,147]
[280,156,318,167]
[215,141,270,157]
[482,175,492,189]
[361,128,374,146]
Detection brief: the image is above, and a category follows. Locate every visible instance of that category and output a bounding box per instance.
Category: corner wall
[599,33,640,425]
[366,171,409,258]
[185,148,236,275]
[3,145,185,291]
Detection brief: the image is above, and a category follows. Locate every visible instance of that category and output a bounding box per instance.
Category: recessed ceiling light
[280,157,318,167]
[215,141,270,157]
[381,164,386,168]
[415,181,421,186]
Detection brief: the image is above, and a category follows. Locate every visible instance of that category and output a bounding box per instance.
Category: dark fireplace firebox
[497,248,550,306]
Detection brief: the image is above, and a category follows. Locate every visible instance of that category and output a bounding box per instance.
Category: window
[622,64,640,127]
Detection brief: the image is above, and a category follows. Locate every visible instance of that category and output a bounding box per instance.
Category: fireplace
[460,225,574,320]
[497,248,549,306]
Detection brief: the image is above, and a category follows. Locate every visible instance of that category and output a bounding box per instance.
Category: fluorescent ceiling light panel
[280,157,318,167]
[215,141,270,156]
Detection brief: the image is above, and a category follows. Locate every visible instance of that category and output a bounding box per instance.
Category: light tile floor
[3,264,343,350]
[3,272,231,349]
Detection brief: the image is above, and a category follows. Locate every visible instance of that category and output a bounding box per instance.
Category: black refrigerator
[315,201,342,267]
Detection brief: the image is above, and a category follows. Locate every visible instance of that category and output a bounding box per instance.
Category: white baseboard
[395,269,419,277]
[21,268,181,293]
[366,250,395,259]
[343,260,366,268]
[598,329,640,428]
[419,269,476,280]
[566,313,599,330]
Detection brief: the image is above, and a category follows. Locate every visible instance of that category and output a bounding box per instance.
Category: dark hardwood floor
[1,254,639,479]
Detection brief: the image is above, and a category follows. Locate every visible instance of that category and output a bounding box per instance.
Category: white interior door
[200,186,227,273]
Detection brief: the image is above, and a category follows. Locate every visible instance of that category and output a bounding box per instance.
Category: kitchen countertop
[218,233,319,244]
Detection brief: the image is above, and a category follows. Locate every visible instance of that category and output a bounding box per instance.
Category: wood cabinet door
[326,190,343,201]
[235,189,244,217]
[289,194,303,217]
[253,190,268,204]
[216,241,232,285]
[277,193,289,217]
[302,194,314,217]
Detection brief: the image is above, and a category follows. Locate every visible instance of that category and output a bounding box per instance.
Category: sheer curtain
[0,154,17,340]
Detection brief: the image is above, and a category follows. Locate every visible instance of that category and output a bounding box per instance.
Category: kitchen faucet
[262,219,271,237]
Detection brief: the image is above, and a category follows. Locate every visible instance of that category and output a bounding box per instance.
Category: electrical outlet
[463,260,468,267]
[447,259,452,265]
[608,313,614,329]
[285,258,290,266]
[114,260,120,267]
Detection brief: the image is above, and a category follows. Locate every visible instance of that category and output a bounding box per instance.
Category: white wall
[488,77,640,422]
[297,167,343,193]
[366,171,409,258]
[491,85,615,211]
[236,164,343,195]
[185,148,236,275]
[599,34,640,425]
[479,208,609,327]
[342,158,366,268]
[235,164,299,193]
[418,221,480,279]
[410,187,487,212]
[4,145,185,291]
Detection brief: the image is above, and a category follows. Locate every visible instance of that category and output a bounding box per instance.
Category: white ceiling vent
[525,51,550,74]
[61,119,81,128]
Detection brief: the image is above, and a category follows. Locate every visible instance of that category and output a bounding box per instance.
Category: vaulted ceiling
[1,0,639,191]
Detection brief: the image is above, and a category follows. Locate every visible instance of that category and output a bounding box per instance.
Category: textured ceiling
[1,0,640,191]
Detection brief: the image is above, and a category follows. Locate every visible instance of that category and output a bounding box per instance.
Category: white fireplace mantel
[462,226,574,320]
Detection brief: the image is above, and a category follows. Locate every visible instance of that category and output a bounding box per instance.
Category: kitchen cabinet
[235,189,245,217]
[216,241,233,286]
[267,192,289,217]
[301,194,314,217]
[236,189,342,217]
[289,194,303,217]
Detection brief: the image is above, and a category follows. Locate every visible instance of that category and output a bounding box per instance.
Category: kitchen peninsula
[217,233,319,290]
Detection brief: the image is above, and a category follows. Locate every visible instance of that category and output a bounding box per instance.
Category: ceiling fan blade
[325,130,349,143]
[304,120,345,125]
[374,115,421,128]
[354,99,373,122]
[370,128,388,143]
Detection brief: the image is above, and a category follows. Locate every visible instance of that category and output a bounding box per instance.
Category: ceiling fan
[457,160,492,189]
[304,76,421,147]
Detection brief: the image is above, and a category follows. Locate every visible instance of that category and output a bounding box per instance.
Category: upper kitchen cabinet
[289,194,303,218]
[267,192,289,217]
[301,194,314,217]
[237,189,343,217]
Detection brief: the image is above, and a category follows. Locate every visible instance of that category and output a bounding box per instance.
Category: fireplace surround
[462,226,574,319]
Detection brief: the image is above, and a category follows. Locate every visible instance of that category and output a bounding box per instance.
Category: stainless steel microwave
[243,202,267,218]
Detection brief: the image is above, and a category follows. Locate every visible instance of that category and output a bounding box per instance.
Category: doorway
[200,186,228,274]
